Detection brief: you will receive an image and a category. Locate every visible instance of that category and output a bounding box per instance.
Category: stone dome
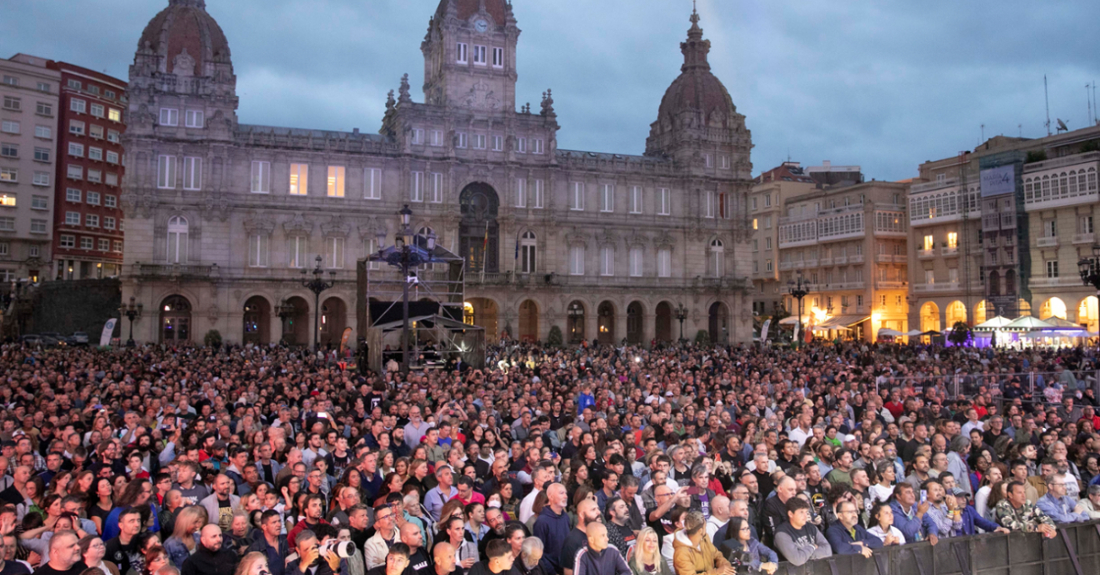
[654,11,738,133]
[137,0,231,76]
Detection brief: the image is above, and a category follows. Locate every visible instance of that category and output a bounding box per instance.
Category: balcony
[818,281,865,291]
[875,280,908,290]
[779,261,799,271]
[834,256,847,265]
[1036,236,1059,248]
[913,282,959,293]
[942,246,958,257]
[917,248,936,259]
[819,257,833,266]
[133,262,219,279]
[875,254,892,263]
[1000,213,1017,229]
[1030,276,1086,289]
[804,259,819,268]
[1073,232,1095,245]
[1001,235,1016,247]
[848,254,864,264]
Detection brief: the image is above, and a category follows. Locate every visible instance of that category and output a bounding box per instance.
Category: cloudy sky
[4,0,1098,180]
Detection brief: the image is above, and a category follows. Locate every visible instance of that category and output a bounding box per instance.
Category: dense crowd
[0,339,1099,575]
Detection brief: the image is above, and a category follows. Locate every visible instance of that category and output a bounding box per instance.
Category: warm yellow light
[811,307,829,322]
[871,312,882,322]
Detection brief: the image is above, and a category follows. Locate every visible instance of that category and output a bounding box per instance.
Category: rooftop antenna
[1088,83,1093,126]
[981,124,985,142]
[1093,82,1098,125]
[1018,124,1022,138]
[1045,75,1051,136]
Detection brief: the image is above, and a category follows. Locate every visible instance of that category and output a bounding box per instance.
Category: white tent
[1004,316,1054,330]
[878,328,904,337]
[974,316,1012,330]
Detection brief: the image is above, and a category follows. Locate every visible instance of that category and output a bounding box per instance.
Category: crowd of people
[0,338,1098,575]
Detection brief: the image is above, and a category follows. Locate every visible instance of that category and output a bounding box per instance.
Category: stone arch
[458,182,499,273]
[920,301,940,332]
[159,294,193,344]
[1040,297,1067,320]
[466,296,500,342]
[597,300,616,345]
[655,301,674,343]
[283,296,311,346]
[709,301,730,343]
[1078,296,1099,331]
[243,295,272,345]
[626,300,645,344]
[946,300,967,327]
[518,299,539,343]
[974,300,988,324]
[566,300,587,343]
[320,296,349,348]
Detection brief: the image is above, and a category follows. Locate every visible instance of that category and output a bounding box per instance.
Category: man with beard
[288,493,331,550]
[173,462,209,506]
[603,497,636,557]
[200,474,241,534]
[477,508,508,558]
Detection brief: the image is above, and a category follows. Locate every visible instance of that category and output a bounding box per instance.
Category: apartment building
[750,162,816,317]
[0,55,60,283]
[779,179,910,341]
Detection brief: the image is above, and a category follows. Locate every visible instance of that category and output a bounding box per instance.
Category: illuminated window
[923,235,933,251]
[327,166,345,197]
[289,164,308,195]
[946,232,958,249]
[0,195,15,207]
[752,218,758,230]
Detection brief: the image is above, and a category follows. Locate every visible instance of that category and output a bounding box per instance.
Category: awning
[816,315,870,329]
[974,316,1012,330]
[778,315,812,325]
[1004,316,1054,330]
[878,328,904,337]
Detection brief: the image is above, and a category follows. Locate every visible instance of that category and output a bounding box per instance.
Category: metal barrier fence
[776,520,1100,575]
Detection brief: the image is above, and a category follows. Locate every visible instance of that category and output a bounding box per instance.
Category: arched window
[709,238,724,277]
[167,216,188,263]
[519,231,536,273]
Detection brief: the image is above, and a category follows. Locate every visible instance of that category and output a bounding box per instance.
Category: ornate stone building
[120,0,754,347]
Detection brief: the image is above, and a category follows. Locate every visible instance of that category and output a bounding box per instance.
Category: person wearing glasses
[717,517,777,575]
[363,505,401,570]
[1036,473,1091,524]
[824,500,881,558]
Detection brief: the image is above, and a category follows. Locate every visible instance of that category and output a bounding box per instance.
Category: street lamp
[788,275,810,349]
[301,255,337,353]
[375,205,435,373]
[119,296,143,347]
[1078,246,1100,334]
[675,303,688,344]
[275,299,296,345]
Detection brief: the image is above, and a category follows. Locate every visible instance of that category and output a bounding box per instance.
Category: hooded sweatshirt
[671,531,730,575]
[532,505,570,574]
[574,545,631,575]
[180,544,239,575]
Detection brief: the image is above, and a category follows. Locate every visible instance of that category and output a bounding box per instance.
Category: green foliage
[694,329,710,346]
[948,321,972,346]
[547,325,564,348]
[1080,140,1100,154]
[1025,150,1047,164]
[203,329,223,348]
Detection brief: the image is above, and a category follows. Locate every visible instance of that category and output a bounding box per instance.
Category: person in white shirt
[705,496,730,541]
[518,464,552,524]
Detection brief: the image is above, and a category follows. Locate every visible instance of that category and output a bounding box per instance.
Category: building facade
[749,162,815,317]
[49,62,127,280]
[0,54,60,283]
[779,180,910,341]
[120,0,755,347]
[909,126,1100,333]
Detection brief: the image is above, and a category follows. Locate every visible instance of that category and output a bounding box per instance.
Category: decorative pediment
[173,48,196,77]
[357,217,382,240]
[462,80,501,112]
[596,230,617,247]
[243,214,275,236]
[200,194,230,222]
[321,215,351,238]
[282,213,313,235]
[563,229,589,247]
[625,230,647,249]
[655,231,675,250]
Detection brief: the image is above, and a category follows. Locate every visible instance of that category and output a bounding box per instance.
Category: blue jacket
[890,500,933,543]
[102,505,161,541]
[573,545,631,575]
[957,505,1001,535]
[1037,494,1091,524]
[719,537,777,570]
[825,523,884,555]
[532,505,571,574]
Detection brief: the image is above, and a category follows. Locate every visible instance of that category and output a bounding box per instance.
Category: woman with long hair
[70,471,96,501]
[628,526,673,575]
[49,472,73,498]
[24,477,45,519]
[379,451,396,478]
[102,479,159,540]
[974,465,1004,521]
[88,477,115,534]
[79,535,121,575]
[717,516,777,574]
[164,506,205,569]
[491,481,519,521]
[865,502,904,546]
[403,459,431,499]
[869,461,896,504]
[234,551,270,575]
[142,545,169,575]
[564,461,589,505]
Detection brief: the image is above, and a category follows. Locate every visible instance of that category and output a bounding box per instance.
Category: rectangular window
[105,90,115,99]
[248,234,268,267]
[90,103,104,118]
[766,259,773,272]
[600,184,614,212]
[35,102,51,116]
[66,165,81,180]
[569,245,585,275]
[68,143,84,157]
[533,180,544,209]
[492,135,503,151]
[0,168,15,182]
[113,241,123,253]
[922,234,933,251]
[326,166,345,197]
[38,82,51,93]
[765,237,772,250]
[948,267,959,283]
[88,147,103,161]
[289,163,308,195]
[80,237,93,250]
[658,188,670,215]
[473,134,486,149]
[31,196,47,210]
[411,128,423,145]
[515,178,527,208]
[0,144,16,158]
[182,157,202,190]
[185,109,204,128]
[473,45,487,65]
[409,171,424,202]
[455,132,468,148]
[87,191,100,205]
[87,123,105,139]
[1081,215,1094,234]
[71,99,86,113]
[657,249,671,278]
[924,269,935,284]
[34,126,51,140]
[86,214,99,228]
[456,42,468,63]
[1047,260,1059,278]
[430,130,443,147]
[704,190,715,218]
[600,247,614,276]
[325,237,345,269]
[630,186,642,214]
[0,121,17,135]
[244,160,269,193]
[520,240,535,273]
[946,231,958,248]
[629,247,643,277]
[492,47,504,68]
[532,138,544,154]
[0,218,13,232]
[1045,220,1056,237]
[288,236,307,268]
[107,129,119,143]
[1,97,19,111]
[515,137,526,153]
[66,189,81,203]
[104,216,115,230]
[98,238,110,251]
[159,108,178,126]
[60,235,75,248]
[65,211,80,225]
[720,155,731,169]
[364,167,381,199]
[366,238,380,270]
[0,194,14,207]
[154,157,178,191]
[429,172,443,203]
[1,76,16,87]
[571,182,584,211]
[108,108,121,122]
[106,151,119,164]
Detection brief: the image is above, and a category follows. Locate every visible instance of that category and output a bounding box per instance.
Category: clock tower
[421,0,519,112]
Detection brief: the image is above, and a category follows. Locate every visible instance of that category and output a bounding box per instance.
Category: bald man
[181,525,238,575]
[433,542,456,575]
[573,523,631,575]
[707,495,731,541]
[35,530,83,575]
[561,499,601,575]
[762,477,798,546]
[532,483,570,574]
[401,521,432,575]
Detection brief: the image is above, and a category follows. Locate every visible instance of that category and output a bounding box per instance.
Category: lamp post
[301,255,336,353]
[119,296,143,347]
[275,299,296,345]
[1078,245,1100,333]
[567,302,584,343]
[788,275,810,349]
[375,205,435,373]
[675,303,688,344]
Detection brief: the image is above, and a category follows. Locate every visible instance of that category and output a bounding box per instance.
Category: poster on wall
[980,165,1015,197]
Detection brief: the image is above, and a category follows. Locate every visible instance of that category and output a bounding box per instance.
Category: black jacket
[181,545,239,575]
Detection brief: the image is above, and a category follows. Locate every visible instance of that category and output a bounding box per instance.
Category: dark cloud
[4,0,1097,180]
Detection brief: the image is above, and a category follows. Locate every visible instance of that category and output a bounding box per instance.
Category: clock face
[474,19,488,33]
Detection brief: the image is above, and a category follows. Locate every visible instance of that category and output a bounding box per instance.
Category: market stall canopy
[921,330,942,336]
[905,330,924,337]
[816,315,869,330]
[974,316,1012,330]
[1004,316,1054,330]
[877,328,904,337]
[779,315,812,325]
[1039,316,1081,329]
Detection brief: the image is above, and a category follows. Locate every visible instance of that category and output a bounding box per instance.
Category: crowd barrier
[774,520,1100,575]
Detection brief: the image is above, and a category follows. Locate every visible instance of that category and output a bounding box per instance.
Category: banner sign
[99,318,117,347]
[980,165,1015,197]
[760,319,772,342]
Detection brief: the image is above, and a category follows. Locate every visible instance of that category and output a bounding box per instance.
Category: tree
[204,329,223,348]
[547,325,564,348]
[948,321,972,346]
[694,329,710,347]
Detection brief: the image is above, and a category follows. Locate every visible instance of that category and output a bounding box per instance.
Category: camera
[729,551,754,575]
[319,540,354,559]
